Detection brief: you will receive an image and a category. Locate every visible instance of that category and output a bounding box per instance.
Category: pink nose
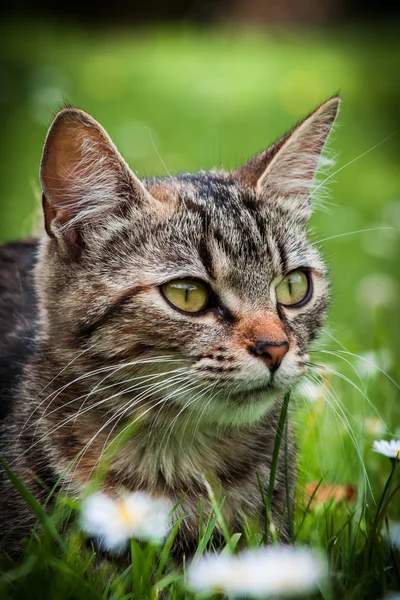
[248,340,289,372]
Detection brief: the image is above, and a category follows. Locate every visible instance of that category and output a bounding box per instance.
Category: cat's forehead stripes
[171,175,287,278]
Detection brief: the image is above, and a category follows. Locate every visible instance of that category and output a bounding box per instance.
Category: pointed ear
[40,108,156,254]
[233,97,340,222]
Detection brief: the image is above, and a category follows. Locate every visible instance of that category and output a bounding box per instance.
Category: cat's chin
[182,386,284,428]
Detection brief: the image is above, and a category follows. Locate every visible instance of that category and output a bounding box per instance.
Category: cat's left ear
[233,97,340,222]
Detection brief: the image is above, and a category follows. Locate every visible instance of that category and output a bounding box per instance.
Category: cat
[0,97,339,556]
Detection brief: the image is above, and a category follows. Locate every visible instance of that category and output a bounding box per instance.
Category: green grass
[0,18,399,599]
[1,403,400,599]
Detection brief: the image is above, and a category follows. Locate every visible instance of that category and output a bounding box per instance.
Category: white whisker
[159,382,215,452]
[315,227,394,245]
[307,360,392,436]
[26,357,184,435]
[12,369,190,466]
[309,129,400,202]
[40,367,187,425]
[70,373,195,483]
[306,371,372,497]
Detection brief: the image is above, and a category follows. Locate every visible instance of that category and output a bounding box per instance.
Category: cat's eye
[275,270,311,307]
[161,279,210,314]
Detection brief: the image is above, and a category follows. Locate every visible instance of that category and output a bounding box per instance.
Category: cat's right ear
[40,108,158,256]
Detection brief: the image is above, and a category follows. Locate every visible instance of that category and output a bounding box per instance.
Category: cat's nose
[249,340,289,372]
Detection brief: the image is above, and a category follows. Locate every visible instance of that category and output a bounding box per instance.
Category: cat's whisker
[77,381,200,487]
[96,374,196,453]
[40,367,188,426]
[319,329,376,383]
[18,346,94,439]
[48,376,195,493]
[188,385,220,448]
[294,376,337,486]
[318,334,399,389]
[173,389,215,449]
[306,370,359,430]
[69,371,190,429]
[75,357,186,406]
[307,351,392,432]
[159,382,216,452]
[76,367,188,412]
[314,227,394,245]
[308,348,365,387]
[70,373,195,482]
[309,129,400,203]
[30,367,186,442]
[149,375,203,434]
[305,371,372,496]
[299,375,351,486]
[338,349,399,388]
[307,360,392,436]
[13,370,191,466]
[25,357,184,434]
[68,371,191,446]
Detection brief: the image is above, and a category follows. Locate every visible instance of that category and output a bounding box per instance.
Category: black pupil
[288,277,293,296]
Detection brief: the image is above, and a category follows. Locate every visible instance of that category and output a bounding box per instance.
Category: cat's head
[37,98,339,427]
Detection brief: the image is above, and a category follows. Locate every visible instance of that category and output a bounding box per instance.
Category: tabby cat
[0,97,339,555]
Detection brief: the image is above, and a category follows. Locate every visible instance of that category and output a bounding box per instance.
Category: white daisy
[372,439,400,460]
[187,546,328,597]
[80,491,171,551]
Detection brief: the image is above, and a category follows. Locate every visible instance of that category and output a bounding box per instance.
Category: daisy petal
[187,546,328,597]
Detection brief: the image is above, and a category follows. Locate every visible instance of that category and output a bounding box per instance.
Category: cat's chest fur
[37,397,282,495]
[55,406,291,548]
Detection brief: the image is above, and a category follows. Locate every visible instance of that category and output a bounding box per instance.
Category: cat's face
[37,99,338,426]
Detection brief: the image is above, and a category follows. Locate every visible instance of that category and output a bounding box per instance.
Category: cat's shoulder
[0,238,39,420]
[0,238,38,322]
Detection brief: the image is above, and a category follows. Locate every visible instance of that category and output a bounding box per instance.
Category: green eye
[275,270,310,307]
[162,279,210,313]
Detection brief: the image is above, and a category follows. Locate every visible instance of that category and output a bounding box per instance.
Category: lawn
[0,19,399,599]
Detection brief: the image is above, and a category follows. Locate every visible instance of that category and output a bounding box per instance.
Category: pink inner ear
[40,108,166,248]
[40,108,133,242]
[41,114,116,220]
[47,131,86,211]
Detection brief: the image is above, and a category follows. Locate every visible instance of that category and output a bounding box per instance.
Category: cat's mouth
[225,382,277,402]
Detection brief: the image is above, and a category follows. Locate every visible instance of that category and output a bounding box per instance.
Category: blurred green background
[0,14,399,503]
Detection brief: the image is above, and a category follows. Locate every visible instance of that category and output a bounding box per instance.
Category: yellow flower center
[117,499,135,526]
